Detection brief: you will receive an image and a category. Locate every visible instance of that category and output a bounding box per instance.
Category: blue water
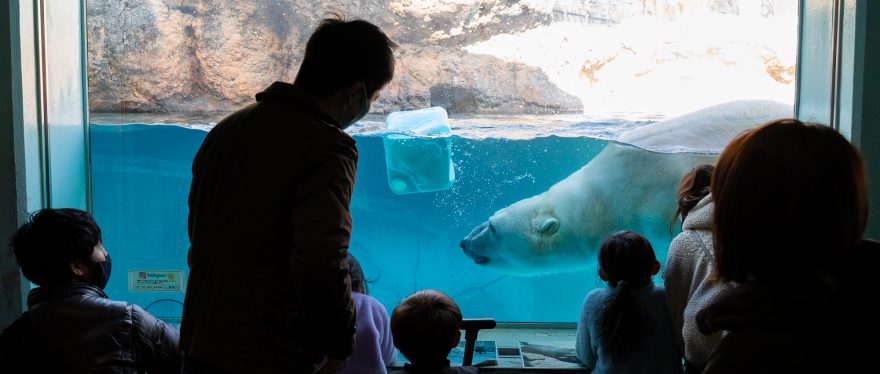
[90,118,656,322]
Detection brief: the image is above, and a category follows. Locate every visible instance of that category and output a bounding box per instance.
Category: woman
[696,119,874,373]
[663,164,730,373]
[339,253,396,374]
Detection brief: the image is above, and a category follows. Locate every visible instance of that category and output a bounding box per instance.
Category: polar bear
[459,100,793,275]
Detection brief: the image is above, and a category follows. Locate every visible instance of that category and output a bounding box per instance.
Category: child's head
[597,230,660,289]
[391,289,462,365]
[672,163,714,226]
[345,252,368,294]
[596,230,659,361]
[10,208,109,288]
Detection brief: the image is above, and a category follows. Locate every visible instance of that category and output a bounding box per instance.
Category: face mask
[342,85,370,129]
[86,255,112,289]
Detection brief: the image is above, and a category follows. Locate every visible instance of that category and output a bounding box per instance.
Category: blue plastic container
[383,107,456,194]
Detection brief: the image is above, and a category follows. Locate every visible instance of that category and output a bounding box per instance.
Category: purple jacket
[340,292,396,374]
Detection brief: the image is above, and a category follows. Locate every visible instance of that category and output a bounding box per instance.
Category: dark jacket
[696,239,880,374]
[181,82,357,373]
[0,283,180,373]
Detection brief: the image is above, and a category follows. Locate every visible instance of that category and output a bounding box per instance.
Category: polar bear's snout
[461,221,492,264]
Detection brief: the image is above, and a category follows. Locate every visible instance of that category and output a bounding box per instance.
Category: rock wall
[87,0,583,115]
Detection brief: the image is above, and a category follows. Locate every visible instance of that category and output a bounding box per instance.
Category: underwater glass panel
[87,1,799,323]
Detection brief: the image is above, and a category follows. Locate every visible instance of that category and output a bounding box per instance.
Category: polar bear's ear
[537,217,559,235]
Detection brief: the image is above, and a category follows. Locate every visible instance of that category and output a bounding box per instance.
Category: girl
[338,253,397,374]
[576,230,682,374]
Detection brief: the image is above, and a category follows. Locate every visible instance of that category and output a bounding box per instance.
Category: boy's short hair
[9,208,102,286]
[391,289,462,364]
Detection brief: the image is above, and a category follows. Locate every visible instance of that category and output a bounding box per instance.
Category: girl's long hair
[711,120,867,284]
[597,230,658,361]
[345,252,369,294]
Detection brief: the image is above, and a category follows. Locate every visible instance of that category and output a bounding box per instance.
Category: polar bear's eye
[488,222,496,233]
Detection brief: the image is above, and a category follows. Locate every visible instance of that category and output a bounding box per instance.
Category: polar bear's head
[459,192,595,275]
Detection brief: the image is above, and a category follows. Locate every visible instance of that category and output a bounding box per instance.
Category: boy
[390,289,478,373]
[0,208,180,373]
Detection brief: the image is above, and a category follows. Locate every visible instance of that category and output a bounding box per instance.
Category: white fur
[460,100,793,275]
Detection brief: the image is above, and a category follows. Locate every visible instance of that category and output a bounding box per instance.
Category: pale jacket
[663,194,731,367]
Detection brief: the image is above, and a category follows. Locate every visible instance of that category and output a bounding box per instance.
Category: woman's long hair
[711,120,868,284]
[597,230,658,361]
[670,164,714,233]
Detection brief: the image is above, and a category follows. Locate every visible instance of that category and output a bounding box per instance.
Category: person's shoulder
[646,283,672,306]
[668,230,703,256]
[305,122,357,157]
[78,293,132,318]
[129,303,167,331]
[206,103,259,134]
[588,286,613,297]
[354,293,392,325]
[355,292,388,310]
[584,287,613,307]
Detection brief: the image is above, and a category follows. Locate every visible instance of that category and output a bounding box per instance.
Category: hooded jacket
[0,283,180,373]
[663,194,731,367]
[181,82,357,373]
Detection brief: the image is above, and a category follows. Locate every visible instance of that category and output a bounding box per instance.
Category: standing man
[181,17,396,373]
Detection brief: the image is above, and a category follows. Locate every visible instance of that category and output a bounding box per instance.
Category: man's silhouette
[181,17,396,374]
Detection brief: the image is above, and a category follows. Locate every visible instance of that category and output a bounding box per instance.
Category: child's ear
[651,261,660,276]
[598,267,608,281]
[452,329,462,349]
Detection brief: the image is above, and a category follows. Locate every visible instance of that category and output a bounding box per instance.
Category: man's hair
[10,208,102,286]
[391,289,462,365]
[294,15,397,98]
[712,119,868,284]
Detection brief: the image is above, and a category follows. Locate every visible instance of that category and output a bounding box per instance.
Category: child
[389,289,478,373]
[339,253,396,374]
[576,230,683,374]
[0,208,180,373]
